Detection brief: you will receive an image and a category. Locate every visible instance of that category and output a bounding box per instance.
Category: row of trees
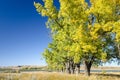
[34,0,120,76]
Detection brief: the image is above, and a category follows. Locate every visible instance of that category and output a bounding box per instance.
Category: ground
[0,71,120,80]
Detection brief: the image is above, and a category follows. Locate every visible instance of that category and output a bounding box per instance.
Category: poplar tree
[34,0,120,76]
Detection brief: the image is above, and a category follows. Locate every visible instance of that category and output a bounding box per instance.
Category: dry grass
[0,72,120,80]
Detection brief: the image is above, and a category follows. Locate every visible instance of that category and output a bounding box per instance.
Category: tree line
[34,0,120,76]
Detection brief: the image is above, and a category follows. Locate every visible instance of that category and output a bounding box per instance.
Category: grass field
[0,72,120,80]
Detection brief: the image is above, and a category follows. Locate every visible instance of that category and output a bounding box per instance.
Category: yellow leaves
[101,52,107,62]
[90,0,113,19]
[59,0,69,17]
[116,33,120,42]
[44,0,53,9]
[55,30,66,41]
[90,23,101,39]
[72,26,83,41]
[34,2,40,8]
[70,19,79,24]
[41,9,47,16]
[90,31,98,40]
[75,45,80,53]
[82,45,97,53]
[113,22,120,32]
[59,0,68,8]
[74,53,81,63]
[70,43,80,53]
[34,0,58,19]
[59,0,88,19]
[34,2,47,16]
[102,22,113,32]
[82,45,90,52]
[51,13,58,19]
[113,22,120,42]
[64,45,70,51]
[93,23,102,31]
[90,22,113,40]
[34,2,43,13]
[85,9,91,16]
[103,26,112,32]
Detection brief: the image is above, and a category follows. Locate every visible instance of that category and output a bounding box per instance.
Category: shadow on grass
[94,73,120,78]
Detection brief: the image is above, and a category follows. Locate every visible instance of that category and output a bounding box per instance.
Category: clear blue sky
[0,0,52,66]
[0,0,119,67]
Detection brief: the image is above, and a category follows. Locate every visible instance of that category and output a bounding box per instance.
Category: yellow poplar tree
[34,0,120,76]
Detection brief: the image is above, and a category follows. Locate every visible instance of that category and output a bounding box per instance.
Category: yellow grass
[0,72,120,80]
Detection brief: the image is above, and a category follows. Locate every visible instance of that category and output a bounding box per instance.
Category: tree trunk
[70,60,75,74]
[84,61,92,76]
[61,67,64,72]
[70,67,74,74]
[118,44,120,57]
[75,63,80,75]
[65,62,71,74]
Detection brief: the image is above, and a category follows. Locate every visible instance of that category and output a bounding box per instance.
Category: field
[0,71,120,80]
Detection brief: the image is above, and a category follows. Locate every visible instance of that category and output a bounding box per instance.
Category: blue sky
[0,0,52,66]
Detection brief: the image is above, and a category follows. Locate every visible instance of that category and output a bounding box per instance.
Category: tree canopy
[34,0,120,76]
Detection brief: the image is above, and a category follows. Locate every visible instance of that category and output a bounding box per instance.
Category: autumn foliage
[34,0,120,76]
